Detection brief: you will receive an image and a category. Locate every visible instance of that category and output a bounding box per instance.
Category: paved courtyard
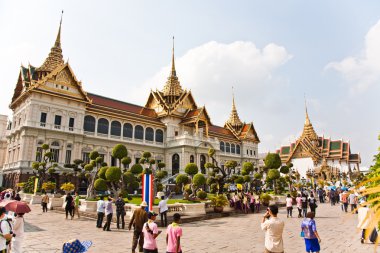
[23,202,376,253]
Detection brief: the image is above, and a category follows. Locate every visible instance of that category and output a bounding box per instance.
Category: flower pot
[214,206,224,213]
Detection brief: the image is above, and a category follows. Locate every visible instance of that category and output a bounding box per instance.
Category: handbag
[300,231,305,237]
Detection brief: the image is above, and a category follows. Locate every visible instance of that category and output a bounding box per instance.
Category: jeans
[160,211,168,227]
[343,203,348,212]
[103,213,112,231]
[302,208,307,217]
[116,212,125,229]
[97,212,104,228]
[297,207,302,217]
[286,207,292,217]
[143,249,158,253]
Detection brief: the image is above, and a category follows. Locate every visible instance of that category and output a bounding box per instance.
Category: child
[166,213,183,253]
[142,211,161,253]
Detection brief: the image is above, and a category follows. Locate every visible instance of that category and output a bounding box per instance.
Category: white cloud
[132,40,292,126]
[326,19,380,92]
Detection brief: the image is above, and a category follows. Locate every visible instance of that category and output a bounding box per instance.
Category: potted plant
[60,182,75,194]
[260,193,273,207]
[42,181,56,193]
[210,194,229,213]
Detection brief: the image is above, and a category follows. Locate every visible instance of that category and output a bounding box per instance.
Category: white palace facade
[0,20,260,188]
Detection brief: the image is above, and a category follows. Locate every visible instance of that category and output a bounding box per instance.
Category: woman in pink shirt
[166,213,183,253]
[286,194,293,218]
[296,193,302,218]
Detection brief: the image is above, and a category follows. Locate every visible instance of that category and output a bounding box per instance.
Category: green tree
[32,143,55,188]
[184,163,199,177]
[264,153,282,170]
[175,174,190,193]
[112,144,128,168]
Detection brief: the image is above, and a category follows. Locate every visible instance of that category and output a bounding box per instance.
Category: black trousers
[65,207,73,218]
[97,212,104,228]
[42,203,48,212]
[103,213,112,231]
[116,212,125,229]
[160,211,168,227]
[143,249,158,253]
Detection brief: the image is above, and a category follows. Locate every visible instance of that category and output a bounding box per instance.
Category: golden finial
[304,93,310,125]
[226,86,243,129]
[171,36,176,77]
[37,10,64,72]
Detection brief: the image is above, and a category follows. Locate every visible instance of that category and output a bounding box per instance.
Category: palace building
[276,107,361,180]
[1,20,260,188]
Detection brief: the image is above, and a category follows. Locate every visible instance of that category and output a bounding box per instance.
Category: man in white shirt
[349,192,358,213]
[0,207,12,253]
[96,196,106,228]
[158,193,172,227]
[261,205,284,253]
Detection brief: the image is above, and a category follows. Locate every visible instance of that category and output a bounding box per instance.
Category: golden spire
[162,36,183,102]
[302,96,319,141]
[38,11,64,72]
[226,87,243,130]
[171,36,176,77]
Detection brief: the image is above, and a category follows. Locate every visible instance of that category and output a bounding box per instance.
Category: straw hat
[140,201,148,207]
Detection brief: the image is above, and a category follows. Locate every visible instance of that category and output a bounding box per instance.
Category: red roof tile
[88,93,158,119]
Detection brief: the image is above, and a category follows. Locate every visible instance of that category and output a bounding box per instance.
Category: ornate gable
[31,63,91,103]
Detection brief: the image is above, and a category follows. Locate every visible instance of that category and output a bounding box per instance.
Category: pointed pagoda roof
[162,37,183,99]
[301,101,319,142]
[225,88,243,130]
[37,11,64,72]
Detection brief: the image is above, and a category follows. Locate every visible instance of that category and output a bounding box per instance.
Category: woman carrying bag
[301,212,321,253]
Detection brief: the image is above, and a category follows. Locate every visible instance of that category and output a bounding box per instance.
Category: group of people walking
[228,191,261,213]
[284,192,318,219]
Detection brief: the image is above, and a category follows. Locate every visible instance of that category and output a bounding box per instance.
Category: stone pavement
[23,203,377,253]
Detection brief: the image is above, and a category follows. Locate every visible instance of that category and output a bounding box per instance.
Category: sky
[0,1,379,168]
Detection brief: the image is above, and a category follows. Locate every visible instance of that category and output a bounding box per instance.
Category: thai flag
[142,173,154,212]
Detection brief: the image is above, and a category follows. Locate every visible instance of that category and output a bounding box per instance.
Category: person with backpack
[308,193,318,215]
[65,192,74,220]
[0,207,13,253]
[357,204,373,243]
[341,191,349,213]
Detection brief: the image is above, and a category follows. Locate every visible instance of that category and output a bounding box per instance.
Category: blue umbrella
[341,186,348,191]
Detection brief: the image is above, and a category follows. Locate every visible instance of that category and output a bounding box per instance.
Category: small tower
[302,99,319,143]
[37,11,65,74]
[162,37,184,105]
[225,88,243,132]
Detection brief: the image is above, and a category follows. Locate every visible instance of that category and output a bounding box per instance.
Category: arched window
[145,127,154,141]
[231,144,235,154]
[226,143,230,153]
[172,154,180,175]
[97,118,109,135]
[155,129,163,143]
[236,145,241,155]
[83,115,95,132]
[134,125,144,140]
[50,141,60,163]
[111,121,121,136]
[220,141,225,152]
[190,155,194,163]
[123,123,133,138]
[200,154,206,174]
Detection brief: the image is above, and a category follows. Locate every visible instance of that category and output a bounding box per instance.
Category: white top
[261,217,284,252]
[13,217,24,238]
[349,194,357,204]
[285,197,293,207]
[97,200,105,213]
[0,218,11,250]
[158,198,169,213]
[357,206,371,229]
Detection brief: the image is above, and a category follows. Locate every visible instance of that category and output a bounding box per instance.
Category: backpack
[370,228,378,243]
